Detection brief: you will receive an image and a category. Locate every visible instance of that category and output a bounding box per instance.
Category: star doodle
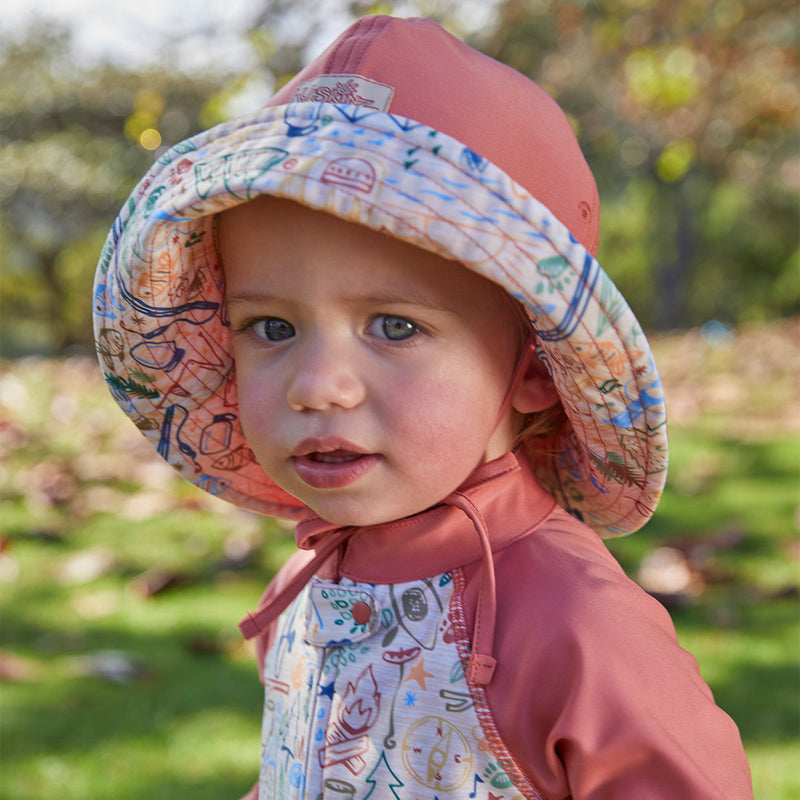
[405,659,434,690]
[318,680,335,701]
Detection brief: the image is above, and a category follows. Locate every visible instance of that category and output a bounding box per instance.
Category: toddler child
[93,14,754,800]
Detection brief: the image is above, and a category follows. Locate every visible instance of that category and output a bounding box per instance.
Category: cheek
[234,362,255,424]
[389,373,498,461]
[235,364,279,453]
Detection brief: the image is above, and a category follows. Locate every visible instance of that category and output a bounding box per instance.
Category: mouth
[304,450,365,464]
[291,438,379,490]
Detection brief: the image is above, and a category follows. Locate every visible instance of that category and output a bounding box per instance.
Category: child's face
[219,196,524,526]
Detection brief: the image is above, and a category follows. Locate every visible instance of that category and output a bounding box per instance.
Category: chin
[315,509,391,528]
[310,501,420,529]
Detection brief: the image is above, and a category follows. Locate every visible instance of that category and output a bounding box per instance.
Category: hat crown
[270,15,600,254]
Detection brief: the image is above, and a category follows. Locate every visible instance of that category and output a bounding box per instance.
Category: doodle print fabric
[260,572,537,800]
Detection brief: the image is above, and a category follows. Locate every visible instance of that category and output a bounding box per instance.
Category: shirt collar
[295,447,556,583]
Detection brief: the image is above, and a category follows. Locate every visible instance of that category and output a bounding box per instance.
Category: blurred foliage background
[1,0,798,356]
[1,1,798,798]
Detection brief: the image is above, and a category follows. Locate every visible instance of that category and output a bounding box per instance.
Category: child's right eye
[252,318,295,342]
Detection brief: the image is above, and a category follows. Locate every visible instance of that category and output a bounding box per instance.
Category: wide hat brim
[93,102,668,537]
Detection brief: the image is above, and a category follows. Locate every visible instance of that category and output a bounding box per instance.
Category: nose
[286,337,366,412]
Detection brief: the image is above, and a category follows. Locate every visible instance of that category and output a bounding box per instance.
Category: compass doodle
[401,716,473,790]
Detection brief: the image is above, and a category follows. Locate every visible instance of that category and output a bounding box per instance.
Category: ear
[511,348,560,414]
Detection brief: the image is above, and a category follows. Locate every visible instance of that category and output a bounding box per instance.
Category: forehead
[218,196,510,314]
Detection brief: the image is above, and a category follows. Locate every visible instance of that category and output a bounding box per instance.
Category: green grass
[1,324,798,798]
[0,505,283,799]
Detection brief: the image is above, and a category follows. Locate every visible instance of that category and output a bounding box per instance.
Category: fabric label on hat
[292,74,394,111]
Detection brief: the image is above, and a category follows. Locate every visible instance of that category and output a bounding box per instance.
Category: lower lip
[292,453,379,489]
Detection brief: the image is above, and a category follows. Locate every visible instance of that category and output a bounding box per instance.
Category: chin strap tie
[238,526,354,640]
[445,490,498,686]
[239,493,501,687]
[490,333,537,437]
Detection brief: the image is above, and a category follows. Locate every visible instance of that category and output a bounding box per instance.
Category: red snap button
[351,601,372,625]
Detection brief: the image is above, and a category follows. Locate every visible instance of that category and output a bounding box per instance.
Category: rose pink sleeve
[463,514,754,799]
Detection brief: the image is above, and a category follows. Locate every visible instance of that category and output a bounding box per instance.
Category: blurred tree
[0,23,235,356]
[475,0,799,328]
[1,1,796,356]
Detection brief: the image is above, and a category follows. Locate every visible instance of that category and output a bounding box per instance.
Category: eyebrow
[360,290,449,311]
[224,293,275,309]
[225,289,450,312]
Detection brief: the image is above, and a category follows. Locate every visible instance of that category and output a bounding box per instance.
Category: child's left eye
[370,315,420,341]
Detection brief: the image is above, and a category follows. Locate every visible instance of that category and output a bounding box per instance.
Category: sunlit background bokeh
[1,0,797,356]
[1,2,798,799]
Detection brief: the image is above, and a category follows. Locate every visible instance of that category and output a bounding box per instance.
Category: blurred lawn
[1,319,798,799]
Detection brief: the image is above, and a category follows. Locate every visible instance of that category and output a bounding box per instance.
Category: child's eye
[370,315,420,341]
[252,317,295,342]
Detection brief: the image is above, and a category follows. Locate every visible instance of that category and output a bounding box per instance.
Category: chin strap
[238,339,537,676]
[490,334,537,437]
[238,526,354,641]
[444,490,498,686]
[238,494,501,686]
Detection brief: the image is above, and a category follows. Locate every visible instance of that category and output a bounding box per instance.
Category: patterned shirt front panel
[258,572,529,800]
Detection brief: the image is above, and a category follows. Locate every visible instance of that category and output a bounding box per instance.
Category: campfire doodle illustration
[319,665,381,775]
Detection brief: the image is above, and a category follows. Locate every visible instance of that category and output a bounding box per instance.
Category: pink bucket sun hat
[93,15,668,537]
